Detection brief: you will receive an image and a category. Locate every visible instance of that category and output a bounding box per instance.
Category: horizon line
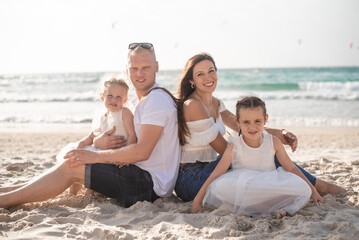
[1,65,359,76]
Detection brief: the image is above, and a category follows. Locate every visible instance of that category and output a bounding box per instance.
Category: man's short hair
[127,44,157,62]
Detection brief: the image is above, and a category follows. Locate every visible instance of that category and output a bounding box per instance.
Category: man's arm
[99,124,163,164]
[64,124,163,166]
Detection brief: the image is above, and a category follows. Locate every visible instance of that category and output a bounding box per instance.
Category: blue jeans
[85,163,159,207]
[174,155,316,202]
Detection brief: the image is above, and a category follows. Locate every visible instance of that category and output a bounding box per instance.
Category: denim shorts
[85,163,159,207]
[175,155,317,202]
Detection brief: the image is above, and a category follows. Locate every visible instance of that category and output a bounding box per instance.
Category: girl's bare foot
[276,210,287,219]
[315,179,345,196]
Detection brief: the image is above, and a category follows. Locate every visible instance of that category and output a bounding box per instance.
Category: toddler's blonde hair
[98,74,129,97]
[103,78,129,93]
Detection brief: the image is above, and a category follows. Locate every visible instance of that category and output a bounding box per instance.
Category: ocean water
[0,67,359,130]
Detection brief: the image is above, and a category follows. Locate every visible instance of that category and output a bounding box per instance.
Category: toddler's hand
[75,142,85,149]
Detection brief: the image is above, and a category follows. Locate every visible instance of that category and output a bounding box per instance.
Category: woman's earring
[190,83,195,89]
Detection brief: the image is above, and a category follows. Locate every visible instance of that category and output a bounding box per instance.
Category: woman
[174,53,343,202]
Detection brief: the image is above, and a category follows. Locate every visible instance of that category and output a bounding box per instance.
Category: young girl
[57,77,136,194]
[192,96,323,218]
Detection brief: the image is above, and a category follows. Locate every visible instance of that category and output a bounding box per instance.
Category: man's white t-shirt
[132,84,180,197]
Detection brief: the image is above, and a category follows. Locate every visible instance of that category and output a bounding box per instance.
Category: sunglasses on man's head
[128,42,153,50]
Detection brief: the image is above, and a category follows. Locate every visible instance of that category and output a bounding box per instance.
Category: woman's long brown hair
[144,87,188,146]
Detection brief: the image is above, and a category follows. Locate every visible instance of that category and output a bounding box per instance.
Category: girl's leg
[274,156,344,195]
[0,162,85,209]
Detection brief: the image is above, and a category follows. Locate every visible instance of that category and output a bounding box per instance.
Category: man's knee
[58,161,85,183]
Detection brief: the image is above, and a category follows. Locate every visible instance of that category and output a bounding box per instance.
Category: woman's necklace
[194,94,218,121]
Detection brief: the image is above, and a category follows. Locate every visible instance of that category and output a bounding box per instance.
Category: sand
[0,126,358,239]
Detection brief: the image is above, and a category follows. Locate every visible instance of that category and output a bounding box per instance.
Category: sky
[0,0,358,74]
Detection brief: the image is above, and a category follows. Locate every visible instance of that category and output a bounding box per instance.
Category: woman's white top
[180,98,227,164]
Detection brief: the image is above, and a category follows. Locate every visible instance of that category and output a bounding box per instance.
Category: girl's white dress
[202,133,311,216]
[56,110,127,161]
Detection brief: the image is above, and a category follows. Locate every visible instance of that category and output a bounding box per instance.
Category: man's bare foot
[276,210,287,219]
[315,179,345,196]
[69,183,83,195]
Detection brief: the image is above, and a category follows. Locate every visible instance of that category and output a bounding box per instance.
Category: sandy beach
[0,126,358,239]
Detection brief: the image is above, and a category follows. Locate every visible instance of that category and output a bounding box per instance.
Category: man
[0,42,180,208]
